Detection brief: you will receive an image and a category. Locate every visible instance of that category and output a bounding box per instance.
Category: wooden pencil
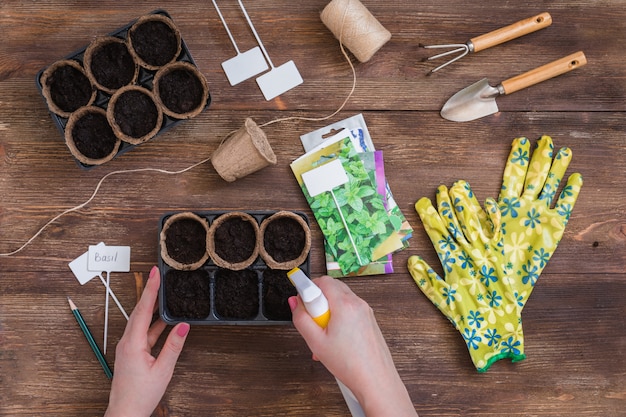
[67,297,113,379]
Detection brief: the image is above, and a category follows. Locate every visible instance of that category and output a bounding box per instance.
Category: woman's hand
[105,266,190,417]
[290,276,418,417]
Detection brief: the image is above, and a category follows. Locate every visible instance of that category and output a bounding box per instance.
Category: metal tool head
[421,43,470,75]
[440,78,502,122]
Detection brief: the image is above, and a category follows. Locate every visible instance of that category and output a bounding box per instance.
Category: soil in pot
[84,37,137,94]
[154,61,208,119]
[161,212,209,270]
[262,269,297,321]
[41,60,95,117]
[214,268,259,320]
[108,86,162,144]
[260,212,310,270]
[164,269,211,319]
[65,106,120,165]
[128,14,181,69]
[209,212,259,270]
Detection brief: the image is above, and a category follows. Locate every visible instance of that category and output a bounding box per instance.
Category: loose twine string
[1,0,384,257]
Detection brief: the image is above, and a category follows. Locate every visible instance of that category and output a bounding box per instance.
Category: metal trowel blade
[440,78,501,122]
[256,60,303,101]
[221,46,269,86]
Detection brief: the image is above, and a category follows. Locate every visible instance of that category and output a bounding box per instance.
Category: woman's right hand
[290,275,418,417]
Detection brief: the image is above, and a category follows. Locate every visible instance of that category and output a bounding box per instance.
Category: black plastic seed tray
[158,210,311,325]
[35,9,211,169]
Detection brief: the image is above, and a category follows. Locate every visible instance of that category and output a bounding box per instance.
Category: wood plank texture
[0,1,624,416]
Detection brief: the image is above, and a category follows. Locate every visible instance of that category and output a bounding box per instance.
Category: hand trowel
[211,0,269,85]
[441,51,587,122]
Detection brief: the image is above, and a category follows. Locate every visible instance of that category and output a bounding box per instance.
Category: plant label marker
[69,246,129,321]
[221,46,269,86]
[236,0,303,100]
[87,243,131,354]
[256,60,303,101]
[211,0,269,85]
[301,159,364,266]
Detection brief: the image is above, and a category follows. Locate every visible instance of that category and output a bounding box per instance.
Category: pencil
[67,297,113,379]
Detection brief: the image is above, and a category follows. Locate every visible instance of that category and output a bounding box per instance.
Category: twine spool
[321,0,391,63]
[211,118,277,182]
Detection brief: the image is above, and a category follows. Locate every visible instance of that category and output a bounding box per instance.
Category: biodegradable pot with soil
[259,211,311,270]
[107,85,163,144]
[127,13,182,70]
[153,61,209,119]
[83,36,138,94]
[164,268,211,319]
[207,212,260,270]
[40,59,96,118]
[214,268,259,320]
[64,106,121,165]
[160,212,210,270]
[262,269,297,321]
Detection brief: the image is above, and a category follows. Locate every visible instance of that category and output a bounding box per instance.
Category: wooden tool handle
[470,12,552,52]
[501,51,587,95]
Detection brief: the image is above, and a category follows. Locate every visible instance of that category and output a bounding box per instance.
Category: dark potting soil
[263,217,306,262]
[72,111,118,159]
[165,269,211,319]
[164,218,208,265]
[158,68,204,114]
[262,269,296,320]
[46,64,93,113]
[130,20,178,67]
[214,269,259,319]
[213,217,257,263]
[113,90,159,138]
[89,41,135,90]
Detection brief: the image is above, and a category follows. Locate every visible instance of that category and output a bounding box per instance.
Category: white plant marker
[301,159,364,266]
[212,0,269,85]
[69,248,129,321]
[236,0,303,100]
[87,243,131,354]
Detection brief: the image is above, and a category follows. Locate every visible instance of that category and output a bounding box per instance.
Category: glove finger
[435,184,465,244]
[538,146,572,206]
[554,172,583,224]
[499,137,530,200]
[449,181,495,245]
[407,255,453,316]
[523,135,554,199]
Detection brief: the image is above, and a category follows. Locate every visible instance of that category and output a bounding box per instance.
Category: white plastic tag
[88,243,130,273]
[256,60,303,101]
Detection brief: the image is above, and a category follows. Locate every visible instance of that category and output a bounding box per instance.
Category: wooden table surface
[1,1,624,416]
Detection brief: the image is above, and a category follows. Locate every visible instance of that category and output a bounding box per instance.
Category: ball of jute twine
[321,0,391,63]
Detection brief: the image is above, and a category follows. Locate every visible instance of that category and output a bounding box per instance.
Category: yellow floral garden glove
[498,136,583,306]
[408,181,526,372]
[408,136,582,372]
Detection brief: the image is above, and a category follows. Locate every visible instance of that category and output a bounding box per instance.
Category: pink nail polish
[176,322,190,337]
[288,296,297,311]
[149,265,159,280]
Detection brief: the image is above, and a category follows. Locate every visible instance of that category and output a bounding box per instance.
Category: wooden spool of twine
[321,0,391,63]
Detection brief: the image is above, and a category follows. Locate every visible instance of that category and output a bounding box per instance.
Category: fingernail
[176,322,190,337]
[288,296,297,311]
[149,266,159,280]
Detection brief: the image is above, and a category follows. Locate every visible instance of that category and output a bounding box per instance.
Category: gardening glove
[408,180,526,372]
[498,136,583,306]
